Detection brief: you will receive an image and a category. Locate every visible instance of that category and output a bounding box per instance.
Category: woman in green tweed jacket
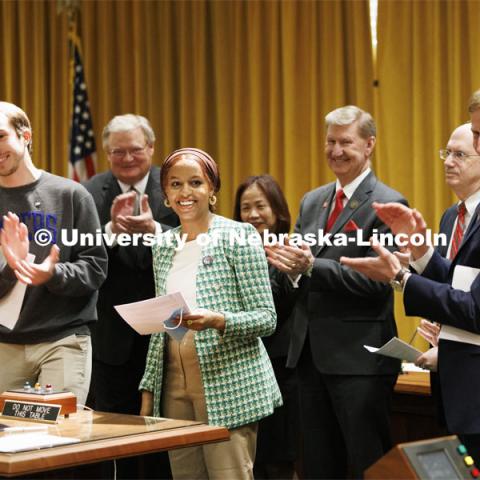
[139,148,282,479]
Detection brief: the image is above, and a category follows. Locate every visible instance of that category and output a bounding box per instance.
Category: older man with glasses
[341,90,480,465]
[84,114,178,479]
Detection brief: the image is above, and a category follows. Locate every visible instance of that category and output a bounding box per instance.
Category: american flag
[68,40,96,181]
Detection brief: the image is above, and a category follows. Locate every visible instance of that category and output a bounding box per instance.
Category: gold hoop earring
[209,195,217,206]
[164,198,171,208]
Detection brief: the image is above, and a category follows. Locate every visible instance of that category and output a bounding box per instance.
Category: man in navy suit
[414,122,480,373]
[267,106,406,478]
[84,114,177,478]
[341,90,480,463]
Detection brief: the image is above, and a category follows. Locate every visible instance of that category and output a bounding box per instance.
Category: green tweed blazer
[139,215,283,429]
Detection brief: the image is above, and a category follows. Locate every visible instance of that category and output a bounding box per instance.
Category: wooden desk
[395,371,431,396]
[391,371,446,445]
[0,411,229,477]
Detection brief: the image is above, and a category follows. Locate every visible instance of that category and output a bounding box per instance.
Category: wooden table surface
[0,410,229,477]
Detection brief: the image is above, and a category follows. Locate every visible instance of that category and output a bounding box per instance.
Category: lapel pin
[349,200,359,209]
[202,255,214,266]
[322,202,328,209]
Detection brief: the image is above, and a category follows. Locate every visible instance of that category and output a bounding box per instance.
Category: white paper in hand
[0,253,35,330]
[451,265,480,291]
[114,292,191,335]
[439,265,480,346]
[364,337,422,362]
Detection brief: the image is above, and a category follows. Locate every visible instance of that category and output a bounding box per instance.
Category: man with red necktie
[341,91,480,465]
[267,105,407,479]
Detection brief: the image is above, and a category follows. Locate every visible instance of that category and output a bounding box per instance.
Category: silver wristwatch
[389,268,410,292]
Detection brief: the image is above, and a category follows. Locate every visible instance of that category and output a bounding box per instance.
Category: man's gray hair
[102,114,155,149]
[325,105,376,139]
[468,90,480,113]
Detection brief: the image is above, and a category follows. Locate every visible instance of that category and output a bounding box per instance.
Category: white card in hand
[364,337,422,362]
[114,292,191,335]
[439,264,480,346]
[0,253,35,330]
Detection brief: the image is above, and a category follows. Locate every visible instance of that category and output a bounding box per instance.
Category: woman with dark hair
[234,175,299,480]
[140,150,282,479]
[233,175,291,236]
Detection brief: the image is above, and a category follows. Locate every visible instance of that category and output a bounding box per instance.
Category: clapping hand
[111,192,155,234]
[417,319,441,347]
[1,212,29,268]
[265,238,314,277]
[373,202,429,259]
[14,245,60,285]
[1,212,60,285]
[340,239,401,282]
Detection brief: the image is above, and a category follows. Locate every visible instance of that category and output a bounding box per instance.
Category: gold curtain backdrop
[1,0,480,344]
[376,0,480,228]
[0,0,374,216]
[375,0,480,347]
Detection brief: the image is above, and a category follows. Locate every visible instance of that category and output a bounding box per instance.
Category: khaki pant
[163,332,257,479]
[0,334,91,405]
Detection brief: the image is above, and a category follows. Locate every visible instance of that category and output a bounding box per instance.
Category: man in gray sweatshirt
[0,101,107,405]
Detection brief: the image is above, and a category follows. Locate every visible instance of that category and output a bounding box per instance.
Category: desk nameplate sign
[0,389,77,417]
[1,400,60,423]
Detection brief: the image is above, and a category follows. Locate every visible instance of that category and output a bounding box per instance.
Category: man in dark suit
[267,106,406,478]
[84,114,177,478]
[414,122,480,374]
[341,91,480,464]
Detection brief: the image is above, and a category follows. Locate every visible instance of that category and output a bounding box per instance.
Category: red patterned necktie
[325,189,345,232]
[449,202,466,260]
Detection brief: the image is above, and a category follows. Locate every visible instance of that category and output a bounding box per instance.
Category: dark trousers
[296,344,397,479]
[254,357,299,479]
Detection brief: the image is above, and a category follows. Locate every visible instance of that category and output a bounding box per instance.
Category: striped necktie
[129,186,140,216]
[449,202,466,260]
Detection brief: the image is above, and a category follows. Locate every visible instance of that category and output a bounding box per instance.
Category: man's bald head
[449,123,475,146]
[444,123,480,199]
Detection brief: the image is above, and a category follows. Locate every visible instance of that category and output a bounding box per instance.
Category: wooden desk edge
[0,424,230,477]
[394,372,431,396]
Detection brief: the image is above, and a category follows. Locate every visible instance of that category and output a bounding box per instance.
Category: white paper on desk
[0,433,80,452]
[402,362,429,372]
[0,253,35,330]
[439,265,480,346]
[364,337,422,362]
[114,292,191,335]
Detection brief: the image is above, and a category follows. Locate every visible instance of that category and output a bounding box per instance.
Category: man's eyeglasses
[439,149,480,161]
[108,145,149,159]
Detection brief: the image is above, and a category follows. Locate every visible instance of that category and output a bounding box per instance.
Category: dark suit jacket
[287,171,405,375]
[404,203,480,435]
[264,265,298,359]
[84,167,179,365]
